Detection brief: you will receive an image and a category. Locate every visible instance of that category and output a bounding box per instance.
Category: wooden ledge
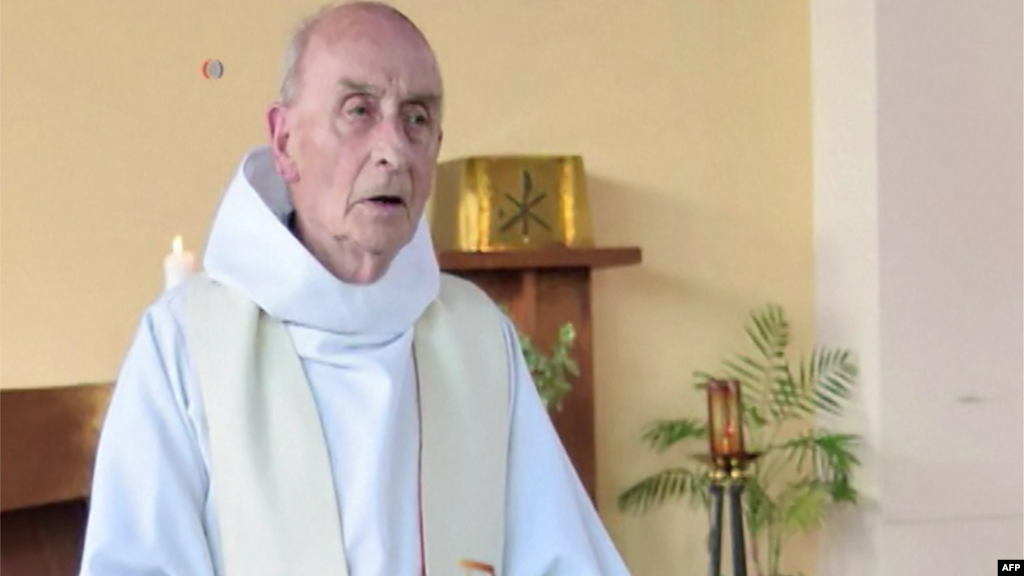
[438,246,642,272]
[1,384,112,512]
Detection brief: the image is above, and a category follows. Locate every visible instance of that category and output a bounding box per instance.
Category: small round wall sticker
[201,59,224,79]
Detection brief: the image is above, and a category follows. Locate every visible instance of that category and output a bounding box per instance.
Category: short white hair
[276,1,430,106]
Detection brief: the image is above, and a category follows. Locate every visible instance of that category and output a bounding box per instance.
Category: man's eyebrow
[337,78,381,95]
[405,93,442,107]
[337,79,442,107]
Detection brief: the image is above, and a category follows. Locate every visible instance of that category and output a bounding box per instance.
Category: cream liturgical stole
[185,272,509,576]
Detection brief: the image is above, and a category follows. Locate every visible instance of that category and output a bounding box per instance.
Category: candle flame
[172,235,183,255]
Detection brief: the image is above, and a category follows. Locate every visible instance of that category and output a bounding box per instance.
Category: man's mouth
[364,195,406,207]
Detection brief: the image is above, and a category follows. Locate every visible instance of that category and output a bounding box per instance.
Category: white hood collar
[202,145,440,337]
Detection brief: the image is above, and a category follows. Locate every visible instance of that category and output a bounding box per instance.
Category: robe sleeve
[78,299,217,576]
[500,319,633,575]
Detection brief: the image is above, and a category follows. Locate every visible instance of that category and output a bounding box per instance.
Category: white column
[811,2,883,575]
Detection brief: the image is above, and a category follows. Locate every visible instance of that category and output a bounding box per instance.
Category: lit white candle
[163,235,196,292]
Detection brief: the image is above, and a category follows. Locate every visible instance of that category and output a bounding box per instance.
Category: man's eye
[406,110,430,126]
[347,105,370,117]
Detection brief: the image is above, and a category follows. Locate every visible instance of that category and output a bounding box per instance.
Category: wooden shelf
[437,246,642,272]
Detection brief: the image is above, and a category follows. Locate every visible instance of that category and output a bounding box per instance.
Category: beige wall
[0,1,814,573]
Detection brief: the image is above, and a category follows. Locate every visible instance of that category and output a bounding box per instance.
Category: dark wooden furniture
[1,384,112,576]
[439,246,642,502]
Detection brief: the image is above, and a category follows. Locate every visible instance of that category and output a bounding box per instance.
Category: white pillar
[811,2,883,574]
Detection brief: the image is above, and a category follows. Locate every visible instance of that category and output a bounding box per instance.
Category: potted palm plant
[617,304,861,576]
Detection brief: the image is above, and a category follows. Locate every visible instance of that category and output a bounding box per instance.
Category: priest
[78,2,632,575]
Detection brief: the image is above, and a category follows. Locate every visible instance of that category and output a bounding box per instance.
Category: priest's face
[268,7,443,282]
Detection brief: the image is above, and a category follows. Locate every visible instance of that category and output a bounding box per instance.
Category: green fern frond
[742,477,777,538]
[772,430,861,491]
[733,305,793,425]
[808,346,857,416]
[617,467,708,514]
[641,419,707,453]
[746,304,789,361]
[812,432,861,485]
[777,481,828,535]
[722,355,766,384]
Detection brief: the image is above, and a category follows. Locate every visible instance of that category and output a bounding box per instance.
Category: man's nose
[370,116,410,171]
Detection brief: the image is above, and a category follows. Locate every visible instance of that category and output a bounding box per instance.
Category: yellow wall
[0,0,814,573]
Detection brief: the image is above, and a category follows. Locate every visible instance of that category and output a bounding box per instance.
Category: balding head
[265,1,445,286]
[278,2,439,107]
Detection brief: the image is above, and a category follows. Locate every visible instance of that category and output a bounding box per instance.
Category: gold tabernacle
[429,155,595,252]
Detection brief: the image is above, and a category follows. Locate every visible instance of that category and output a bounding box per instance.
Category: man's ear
[267,104,299,183]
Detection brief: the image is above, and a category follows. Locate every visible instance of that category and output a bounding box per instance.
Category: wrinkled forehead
[303,11,442,100]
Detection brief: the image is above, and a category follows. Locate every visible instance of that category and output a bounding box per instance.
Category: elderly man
[79,2,631,575]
